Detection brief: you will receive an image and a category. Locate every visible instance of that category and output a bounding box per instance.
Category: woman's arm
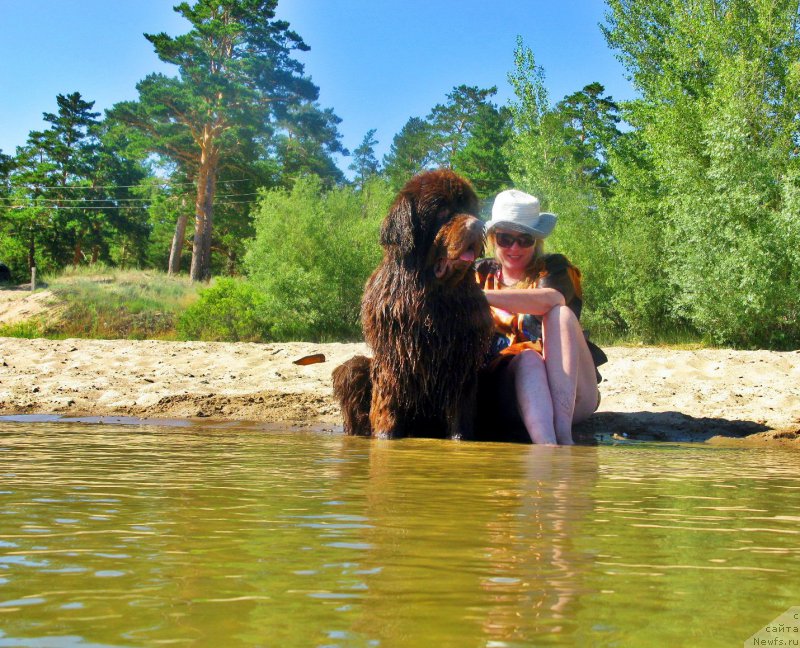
[483,287,565,316]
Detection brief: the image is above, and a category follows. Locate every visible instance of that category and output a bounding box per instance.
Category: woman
[476,189,605,445]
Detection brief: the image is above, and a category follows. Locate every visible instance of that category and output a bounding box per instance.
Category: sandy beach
[1,334,798,444]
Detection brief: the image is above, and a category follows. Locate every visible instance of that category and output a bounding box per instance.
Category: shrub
[176,277,270,341]
[243,176,392,341]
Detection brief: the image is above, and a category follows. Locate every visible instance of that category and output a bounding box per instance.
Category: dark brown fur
[332,355,372,435]
[332,170,494,439]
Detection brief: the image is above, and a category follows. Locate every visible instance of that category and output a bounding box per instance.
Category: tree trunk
[72,240,83,266]
[28,230,36,271]
[190,143,218,282]
[168,197,189,276]
[226,248,237,275]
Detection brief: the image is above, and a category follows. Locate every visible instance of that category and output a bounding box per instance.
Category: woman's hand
[483,287,565,316]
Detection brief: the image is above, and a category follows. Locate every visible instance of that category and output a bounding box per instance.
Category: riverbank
[1,337,798,444]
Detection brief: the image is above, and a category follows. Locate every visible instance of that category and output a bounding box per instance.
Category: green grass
[0,319,49,339]
[589,325,711,349]
[39,267,201,340]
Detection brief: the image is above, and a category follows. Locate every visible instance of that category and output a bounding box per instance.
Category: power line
[7,178,256,191]
[6,192,260,205]
[0,199,258,211]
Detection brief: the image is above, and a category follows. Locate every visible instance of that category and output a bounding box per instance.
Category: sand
[0,288,55,324]
[1,334,798,444]
[2,285,798,444]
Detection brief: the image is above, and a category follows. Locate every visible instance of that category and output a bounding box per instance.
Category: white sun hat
[485,189,557,238]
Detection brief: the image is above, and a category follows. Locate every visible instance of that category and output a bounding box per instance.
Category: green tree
[603,0,800,347]
[598,125,675,336]
[383,86,512,195]
[0,151,12,197]
[505,38,621,315]
[505,38,553,199]
[119,0,328,281]
[39,92,102,266]
[272,103,347,187]
[555,82,620,196]
[5,93,150,275]
[0,151,19,280]
[349,129,380,189]
[141,178,194,272]
[451,103,513,200]
[382,117,434,191]
[91,120,151,268]
[106,90,199,276]
[428,85,498,166]
[9,93,102,271]
[5,133,53,274]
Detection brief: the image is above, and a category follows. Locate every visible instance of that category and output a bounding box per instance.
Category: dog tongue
[459,250,476,263]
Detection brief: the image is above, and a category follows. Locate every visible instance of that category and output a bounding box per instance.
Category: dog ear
[380,192,415,254]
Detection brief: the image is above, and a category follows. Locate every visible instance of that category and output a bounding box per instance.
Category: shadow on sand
[574,410,774,443]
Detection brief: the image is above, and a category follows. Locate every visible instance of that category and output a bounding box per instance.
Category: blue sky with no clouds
[0,0,636,172]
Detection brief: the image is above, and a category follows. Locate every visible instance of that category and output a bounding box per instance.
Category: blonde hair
[487,230,545,288]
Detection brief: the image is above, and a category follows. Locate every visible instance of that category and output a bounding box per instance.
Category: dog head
[427,214,485,286]
[380,170,482,275]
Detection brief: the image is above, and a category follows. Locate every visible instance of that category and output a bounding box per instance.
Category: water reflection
[0,422,798,646]
[340,440,600,644]
[479,447,598,642]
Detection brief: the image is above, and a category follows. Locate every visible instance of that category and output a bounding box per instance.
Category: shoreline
[2,337,799,445]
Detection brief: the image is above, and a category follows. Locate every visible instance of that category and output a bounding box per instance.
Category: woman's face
[493,228,538,276]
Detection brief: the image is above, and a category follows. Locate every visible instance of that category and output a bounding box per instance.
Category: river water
[0,420,798,647]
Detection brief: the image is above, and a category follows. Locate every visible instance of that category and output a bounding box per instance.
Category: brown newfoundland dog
[332,170,493,439]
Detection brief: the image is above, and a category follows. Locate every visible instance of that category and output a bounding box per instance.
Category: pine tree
[349,129,380,189]
[117,0,330,281]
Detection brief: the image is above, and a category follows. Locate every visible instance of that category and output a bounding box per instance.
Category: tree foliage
[2,93,148,278]
[382,85,512,197]
[241,175,393,340]
[116,0,342,281]
[451,102,512,200]
[382,117,435,191]
[349,129,380,190]
[603,0,800,347]
[505,38,622,325]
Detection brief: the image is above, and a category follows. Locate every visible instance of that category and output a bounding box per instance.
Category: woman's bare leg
[509,350,557,445]
[541,305,599,444]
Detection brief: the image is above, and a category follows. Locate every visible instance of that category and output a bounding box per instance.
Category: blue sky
[0,0,636,172]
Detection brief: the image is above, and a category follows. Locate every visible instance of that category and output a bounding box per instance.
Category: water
[0,421,798,647]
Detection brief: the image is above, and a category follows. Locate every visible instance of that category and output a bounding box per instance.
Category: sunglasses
[494,232,537,249]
